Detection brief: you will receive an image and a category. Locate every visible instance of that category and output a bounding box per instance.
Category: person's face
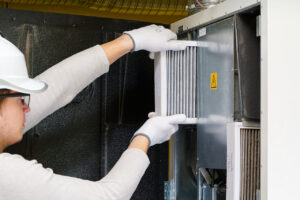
[0,90,30,147]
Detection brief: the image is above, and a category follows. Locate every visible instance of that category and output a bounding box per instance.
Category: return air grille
[154,43,198,124]
[240,128,261,200]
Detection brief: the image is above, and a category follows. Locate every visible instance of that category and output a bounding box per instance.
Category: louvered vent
[240,128,261,200]
[166,47,197,118]
[154,43,198,124]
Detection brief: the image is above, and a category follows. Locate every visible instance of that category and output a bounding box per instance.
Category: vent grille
[240,128,261,200]
[166,46,197,118]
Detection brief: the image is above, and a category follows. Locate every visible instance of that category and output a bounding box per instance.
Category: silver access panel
[197,17,235,169]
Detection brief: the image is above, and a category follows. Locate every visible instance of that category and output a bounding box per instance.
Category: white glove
[133,114,187,146]
[124,24,187,52]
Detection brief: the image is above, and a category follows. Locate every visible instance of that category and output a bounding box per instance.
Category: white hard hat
[0,36,47,94]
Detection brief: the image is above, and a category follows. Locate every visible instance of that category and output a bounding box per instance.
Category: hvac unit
[156,1,261,200]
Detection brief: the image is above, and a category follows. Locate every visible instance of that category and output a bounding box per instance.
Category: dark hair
[0,89,9,94]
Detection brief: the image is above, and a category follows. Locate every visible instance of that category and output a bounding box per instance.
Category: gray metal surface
[167,47,197,118]
[171,0,260,34]
[202,184,213,200]
[197,17,235,169]
[169,126,198,200]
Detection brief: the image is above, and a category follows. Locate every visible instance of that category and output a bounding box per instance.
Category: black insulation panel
[236,12,261,122]
[1,8,168,200]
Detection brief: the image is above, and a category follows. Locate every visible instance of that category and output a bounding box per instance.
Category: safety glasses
[0,93,31,107]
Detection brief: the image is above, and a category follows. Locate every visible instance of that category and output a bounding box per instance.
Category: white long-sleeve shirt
[0,45,150,200]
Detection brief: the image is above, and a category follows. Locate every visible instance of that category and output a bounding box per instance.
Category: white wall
[261,0,300,199]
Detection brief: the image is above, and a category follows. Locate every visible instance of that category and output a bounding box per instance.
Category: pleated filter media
[154,43,198,124]
[227,123,261,200]
[240,128,261,200]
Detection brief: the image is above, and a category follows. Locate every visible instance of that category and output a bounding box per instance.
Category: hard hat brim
[0,77,48,94]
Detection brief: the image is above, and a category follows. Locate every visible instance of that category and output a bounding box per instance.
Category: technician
[0,25,186,200]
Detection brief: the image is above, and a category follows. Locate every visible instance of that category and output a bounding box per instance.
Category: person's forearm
[0,149,150,200]
[101,34,134,65]
[128,135,150,153]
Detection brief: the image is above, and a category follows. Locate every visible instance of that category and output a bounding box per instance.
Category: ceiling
[0,0,189,24]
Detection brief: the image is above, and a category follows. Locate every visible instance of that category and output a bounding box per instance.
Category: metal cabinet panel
[197,17,235,169]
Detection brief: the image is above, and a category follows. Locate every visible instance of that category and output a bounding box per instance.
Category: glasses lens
[21,96,30,106]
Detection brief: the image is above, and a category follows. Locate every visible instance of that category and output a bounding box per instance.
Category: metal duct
[166,47,197,118]
[198,0,221,8]
[240,128,260,200]
[187,0,226,15]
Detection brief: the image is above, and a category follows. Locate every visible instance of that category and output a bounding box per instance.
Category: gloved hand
[124,24,187,52]
[133,114,187,146]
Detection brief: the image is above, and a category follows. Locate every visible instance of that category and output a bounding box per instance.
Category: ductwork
[198,0,221,8]
[187,0,226,15]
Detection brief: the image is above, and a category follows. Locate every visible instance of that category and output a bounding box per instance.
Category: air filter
[227,122,261,200]
[154,41,199,124]
[240,128,261,200]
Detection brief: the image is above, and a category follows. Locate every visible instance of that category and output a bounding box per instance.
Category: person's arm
[101,34,133,65]
[0,149,149,200]
[0,114,185,200]
[128,135,149,153]
[24,25,186,133]
[15,25,188,199]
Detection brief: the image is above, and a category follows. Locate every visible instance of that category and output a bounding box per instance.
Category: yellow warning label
[210,73,217,90]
